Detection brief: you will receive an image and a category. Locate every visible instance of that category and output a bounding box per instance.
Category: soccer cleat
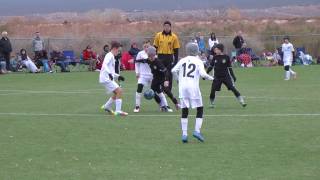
[193,131,204,142]
[182,135,188,143]
[161,106,169,112]
[284,78,290,81]
[133,106,140,113]
[237,96,247,107]
[160,106,173,112]
[115,111,128,116]
[167,106,173,112]
[101,105,115,115]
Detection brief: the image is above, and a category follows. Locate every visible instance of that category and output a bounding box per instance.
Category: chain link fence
[10,34,320,59]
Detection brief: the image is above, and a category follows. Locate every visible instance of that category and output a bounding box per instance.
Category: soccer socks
[103,97,114,110]
[289,69,296,75]
[195,118,203,133]
[135,92,141,107]
[289,68,296,79]
[236,96,243,103]
[181,118,188,136]
[181,117,203,136]
[115,99,122,112]
[285,71,290,80]
[158,93,168,107]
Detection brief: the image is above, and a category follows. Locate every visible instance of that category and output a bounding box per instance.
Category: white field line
[0,112,320,118]
[0,89,317,101]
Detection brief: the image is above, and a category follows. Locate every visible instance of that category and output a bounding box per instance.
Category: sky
[0,0,319,16]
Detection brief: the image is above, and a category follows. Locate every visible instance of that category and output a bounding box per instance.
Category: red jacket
[82,49,96,60]
[121,51,135,70]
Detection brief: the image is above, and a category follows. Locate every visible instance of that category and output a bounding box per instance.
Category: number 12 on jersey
[182,62,196,78]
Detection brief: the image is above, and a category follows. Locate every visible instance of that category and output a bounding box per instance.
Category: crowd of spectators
[0,30,319,75]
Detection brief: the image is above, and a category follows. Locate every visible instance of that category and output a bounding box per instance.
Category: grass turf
[0,65,320,180]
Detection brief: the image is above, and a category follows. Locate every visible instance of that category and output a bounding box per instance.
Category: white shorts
[102,81,119,94]
[138,76,152,86]
[283,61,292,66]
[180,98,203,109]
[283,57,293,66]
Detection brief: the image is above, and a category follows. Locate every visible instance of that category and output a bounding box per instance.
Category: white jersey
[208,38,219,49]
[99,52,119,83]
[172,56,213,99]
[135,50,153,78]
[282,43,294,63]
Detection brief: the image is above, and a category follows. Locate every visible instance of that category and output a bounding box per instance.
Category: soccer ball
[144,89,155,100]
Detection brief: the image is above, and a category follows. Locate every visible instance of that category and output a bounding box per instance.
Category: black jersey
[210,54,231,78]
[207,54,235,79]
[148,58,169,82]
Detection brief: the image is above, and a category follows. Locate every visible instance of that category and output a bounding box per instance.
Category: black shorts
[212,77,235,91]
[151,78,164,94]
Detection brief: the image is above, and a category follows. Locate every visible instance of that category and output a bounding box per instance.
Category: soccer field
[1,66,320,180]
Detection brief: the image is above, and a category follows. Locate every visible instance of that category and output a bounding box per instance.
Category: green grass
[1,66,320,180]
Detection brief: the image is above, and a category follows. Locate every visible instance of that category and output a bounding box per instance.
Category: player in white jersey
[99,41,128,116]
[133,41,154,112]
[281,36,297,80]
[172,42,214,143]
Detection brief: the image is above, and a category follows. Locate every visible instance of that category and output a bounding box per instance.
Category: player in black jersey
[206,44,246,108]
[145,46,179,112]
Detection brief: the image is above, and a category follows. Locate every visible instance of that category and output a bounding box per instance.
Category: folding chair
[63,50,80,72]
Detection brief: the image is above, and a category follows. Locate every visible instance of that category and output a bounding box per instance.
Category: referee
[153,21,180,109]
[154,21,180,88]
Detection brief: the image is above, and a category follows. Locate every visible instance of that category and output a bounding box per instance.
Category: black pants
[3,53,12,71]
[158,54,174,90]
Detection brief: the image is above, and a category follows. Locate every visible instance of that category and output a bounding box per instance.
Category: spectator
[194,32,206,53]
[35,50,52,73]
[0,31,13,71]
[0,57,6,74]
[51,47,70,72]
[238,42,250,55]
[128,42,140,68]
[237,43,252,67]
[198,36,206,53]
[102,44,110,57]
[115,45,123,74]
[82,45,97,71]
[195,32,201,44]
[299,51,313,65]
[128,42,140,59]
[317,56,320,64]
[199,52,208,68]
[263,51,278,67]
[96,44,110,71]
[272,49,281,62]
[208,32,219,50]
[233,31,244,55]
[121,49,136,70]
[32,32,45,58]
[207,47,215,66]
[10,54,19,72]
[18,49,40,73]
